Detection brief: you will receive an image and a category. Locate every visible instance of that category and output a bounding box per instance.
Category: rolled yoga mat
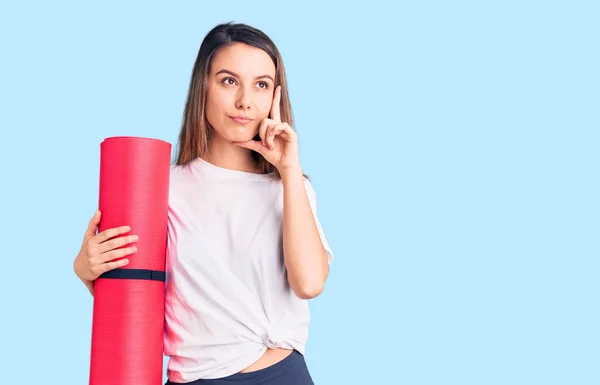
[90,136,171,385]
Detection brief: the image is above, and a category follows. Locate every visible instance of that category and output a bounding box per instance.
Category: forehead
[210,42,276,77]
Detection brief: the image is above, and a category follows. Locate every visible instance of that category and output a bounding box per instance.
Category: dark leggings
[165,350,314,385]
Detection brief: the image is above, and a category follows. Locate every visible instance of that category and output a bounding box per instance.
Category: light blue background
[0,1,598,384]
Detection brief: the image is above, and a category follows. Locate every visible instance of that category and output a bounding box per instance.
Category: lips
[229,115,253,124]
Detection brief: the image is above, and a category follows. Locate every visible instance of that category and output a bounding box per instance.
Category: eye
[222,77,237,86]
[257,81,269,89]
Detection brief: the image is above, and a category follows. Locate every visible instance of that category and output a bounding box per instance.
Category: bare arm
[83,279,95,297]
[281,167,329,299]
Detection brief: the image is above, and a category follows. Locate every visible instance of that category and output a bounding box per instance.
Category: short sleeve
[303,178,334,264]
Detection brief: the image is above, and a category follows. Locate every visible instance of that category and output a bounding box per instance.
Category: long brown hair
[175,22,294,179]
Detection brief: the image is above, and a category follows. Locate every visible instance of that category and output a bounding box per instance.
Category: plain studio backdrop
[0,1,598,384]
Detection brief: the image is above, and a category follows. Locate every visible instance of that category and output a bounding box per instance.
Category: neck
[205,134,259,173]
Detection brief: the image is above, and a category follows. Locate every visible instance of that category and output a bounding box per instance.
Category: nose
[236,87,252,110]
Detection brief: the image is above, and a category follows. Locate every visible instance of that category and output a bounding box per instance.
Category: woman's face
[206,42,277,143]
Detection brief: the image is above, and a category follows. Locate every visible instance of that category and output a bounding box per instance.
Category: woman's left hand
[233,86,300,173]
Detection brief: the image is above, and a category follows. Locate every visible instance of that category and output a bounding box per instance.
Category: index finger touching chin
[270,85,282,122]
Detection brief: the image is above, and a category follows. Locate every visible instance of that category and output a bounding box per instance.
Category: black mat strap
[99,268,165,282]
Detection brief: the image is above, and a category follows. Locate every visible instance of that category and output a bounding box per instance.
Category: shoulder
[168,164,184,188]
[167,163,201,200]
[169,162,198,183]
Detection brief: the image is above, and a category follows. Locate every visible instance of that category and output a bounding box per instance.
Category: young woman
[73,22,334,384]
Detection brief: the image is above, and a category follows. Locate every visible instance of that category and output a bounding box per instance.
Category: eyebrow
[215,69,274,82]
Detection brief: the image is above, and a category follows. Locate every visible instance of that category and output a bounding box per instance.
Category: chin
[218,124,258,143]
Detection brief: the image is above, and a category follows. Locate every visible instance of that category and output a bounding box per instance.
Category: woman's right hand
[73,209,138,284]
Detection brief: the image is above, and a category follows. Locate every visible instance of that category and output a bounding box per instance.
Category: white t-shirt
[163,156,334,382]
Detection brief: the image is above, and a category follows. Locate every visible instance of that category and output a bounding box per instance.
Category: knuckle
[107,238,119,249]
